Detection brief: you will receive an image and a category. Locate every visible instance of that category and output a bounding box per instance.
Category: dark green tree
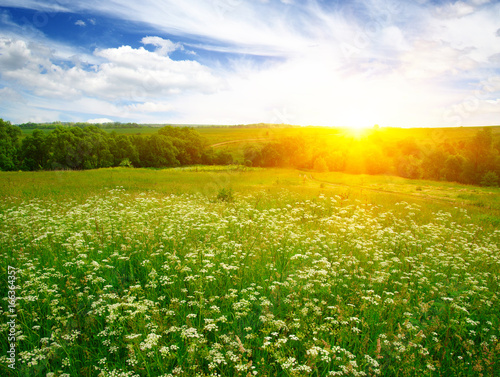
[109,133,140,167]
[80,126,114,169]
[0,118,22,171]
[214,149,234,165]
[444,155,465,182]
[134,134,179,168]
[243,146,262,167]
[20,129,49,170]
[480,171,499,187]
[46,127,83,169]
[260,143,284,167]
[158,126,206,165]
[460,128,499,184]
[421,149,448,180]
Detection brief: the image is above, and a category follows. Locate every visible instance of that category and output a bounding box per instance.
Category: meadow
[19,123,500,142]
[0,167,499,376]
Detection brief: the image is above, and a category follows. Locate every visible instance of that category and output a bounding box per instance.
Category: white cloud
[141,36,181,56]
[401,40,478,79]
[0,0,70,12]
[0,38,32,70]
[485,99,500,105]
[0,11,101,67]
[87,118,114,123]
[481,76,500,92]
[64,0,317,57]
[75,20,86,27]
[0,86,24,103]
[0,36,222,102]
[0,33,225,122]
[433,1,476,19]
[125,102,174,113]
[432,0,492,19]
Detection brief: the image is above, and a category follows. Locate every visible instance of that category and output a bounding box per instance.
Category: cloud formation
[0,0,499,126]
[0,35,221,109]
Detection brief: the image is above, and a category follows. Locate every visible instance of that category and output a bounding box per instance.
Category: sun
[338,110,378,138]
[346,125,373,138]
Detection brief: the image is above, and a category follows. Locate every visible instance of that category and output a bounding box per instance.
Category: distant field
[19,124,500,144]
[200,125,500,145]
[197,126,342,145]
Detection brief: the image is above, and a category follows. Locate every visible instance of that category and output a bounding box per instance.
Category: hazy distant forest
[1,118,499,187]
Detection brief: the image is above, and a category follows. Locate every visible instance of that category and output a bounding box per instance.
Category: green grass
[1,167,498,228]
[312,171,500,210]
[0,167,499,376]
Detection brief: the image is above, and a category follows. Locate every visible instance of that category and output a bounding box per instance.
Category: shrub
[217,187,234,202]
[480,171,499,187]
[119,158,133,168]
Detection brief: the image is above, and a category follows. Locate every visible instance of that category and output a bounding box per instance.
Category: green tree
[135,134,179,168]
[397,155,422,179]
[214,149,234,165]
[397,137,421,158]
[158,126,206,165]
[313,156,328,172]
[280,136,309,168]
[0,118,21,171]
[462,127,498,184]
[421,149,448,180]
[243,146,262,167]
[46,127,84,169]
[364,146,391,175]
[480,171,499,187]
[21,129,49,170]
[81,126,114,169]
[260,143,284,167]
[109,133,139,167]
[45,126,114,170]
[444,155,465,183]
[324,150,347,172]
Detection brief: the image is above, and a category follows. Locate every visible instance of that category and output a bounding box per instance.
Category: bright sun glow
[343,124,375,138]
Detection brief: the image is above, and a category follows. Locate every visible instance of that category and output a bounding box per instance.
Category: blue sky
[0,0,499,127]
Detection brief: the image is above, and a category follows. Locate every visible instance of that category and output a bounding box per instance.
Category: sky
[0,0,499,128]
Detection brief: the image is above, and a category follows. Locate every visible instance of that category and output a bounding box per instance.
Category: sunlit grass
[1,185,499,376]
[0,168,499,376]
[1,167,497,226]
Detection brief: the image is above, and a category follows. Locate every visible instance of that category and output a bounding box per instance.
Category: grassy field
[20,124,500,142]
[199,125,500,146]
[1,167,498,225]
[1,167,499,376]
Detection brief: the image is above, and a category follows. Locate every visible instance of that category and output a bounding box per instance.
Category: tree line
[243,127,500,187]
[0,119,232,171]
[17,121,144,129]
[1,118,499,186]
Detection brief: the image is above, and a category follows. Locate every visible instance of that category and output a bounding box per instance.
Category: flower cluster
[0,188,499,376]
